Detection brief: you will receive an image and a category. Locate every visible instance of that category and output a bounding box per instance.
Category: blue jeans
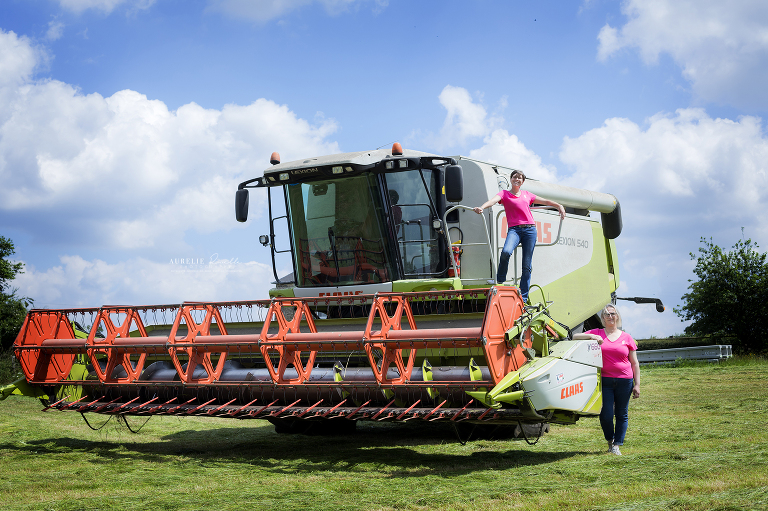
[600,376,633,445]
[497,224,537,300]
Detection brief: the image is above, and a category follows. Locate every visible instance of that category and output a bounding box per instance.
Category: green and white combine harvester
[2,143,662,440]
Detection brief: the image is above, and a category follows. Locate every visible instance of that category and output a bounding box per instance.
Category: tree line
[1,236,32,350]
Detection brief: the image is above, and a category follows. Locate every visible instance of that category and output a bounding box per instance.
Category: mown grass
[0,358,766,511]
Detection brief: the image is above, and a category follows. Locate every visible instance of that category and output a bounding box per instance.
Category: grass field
[1,357,766,511]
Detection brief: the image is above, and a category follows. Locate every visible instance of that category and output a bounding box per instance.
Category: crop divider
[135,397,159,410]
[91,397,123,413]
[371,399,397,420]
[451,399,475,421]
[227,398,259,417]
[60,396,89,411]
[422,400,447,420]
[77,396,106,412]
[396,400,421,420]
[477,407,493,421]
[186,398,217,415]
[271,399,302,417]
[113,396,141,412]
[207,399,237,415]
[148,397,176,414]
[249,399,280,418]
[320,399,347,418]
[344,400,371,420]
[165,397,197,415]
[297,399,324,418]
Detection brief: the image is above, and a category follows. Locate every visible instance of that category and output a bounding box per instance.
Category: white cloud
[426,85,556,181]
[46,21,65,41]
[597,0,768,109]
[423,85,505,151]
[438,86,492,145]
[0,30,44,90]
[468,130,559,183]
[57,0,156,14]
[206,0,387,23]
[559,108,768,221]
[0,33,339,253]
[559,108,768,336]
[15,255,275,308]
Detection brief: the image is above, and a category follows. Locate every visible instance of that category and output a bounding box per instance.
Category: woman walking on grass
[574,304,640,455]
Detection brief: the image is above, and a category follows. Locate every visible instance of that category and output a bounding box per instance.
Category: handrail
[528,206,565,247]
[494,206,564,248]
[493,206,565,287]
[443,205,496,284]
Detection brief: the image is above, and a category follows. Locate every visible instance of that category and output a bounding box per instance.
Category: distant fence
[635,336,737,351]
[635,345,733,365]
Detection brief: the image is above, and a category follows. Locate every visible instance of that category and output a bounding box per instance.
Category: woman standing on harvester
[473,170,565,301]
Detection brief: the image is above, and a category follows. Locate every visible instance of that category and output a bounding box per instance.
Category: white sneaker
[610,444,622,456]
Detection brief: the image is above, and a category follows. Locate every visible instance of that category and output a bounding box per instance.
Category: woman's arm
[534,198,566,219]
[473,194,502,214]
[628,350,640,398]
[572,332,603,343]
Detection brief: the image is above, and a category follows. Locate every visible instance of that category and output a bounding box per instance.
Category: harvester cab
[236,145,463,296]
[5,143,657,442]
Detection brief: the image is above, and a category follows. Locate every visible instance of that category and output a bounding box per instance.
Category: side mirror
[235,189,249,222]
[444,164,463,202]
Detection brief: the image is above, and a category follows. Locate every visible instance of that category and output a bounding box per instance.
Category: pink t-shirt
[496,189,536,227]
[586,328,637,379]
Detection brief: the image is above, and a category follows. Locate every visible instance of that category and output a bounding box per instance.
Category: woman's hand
[473,207,483,214]
[632,385,640,399]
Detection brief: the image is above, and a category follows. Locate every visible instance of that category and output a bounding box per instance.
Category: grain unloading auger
[5,143,656,440]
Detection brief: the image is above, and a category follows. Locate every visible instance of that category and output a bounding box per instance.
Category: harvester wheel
[453,422,549,442]
[268,418,357,436]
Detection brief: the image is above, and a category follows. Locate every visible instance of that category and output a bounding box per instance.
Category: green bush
[675,237,767,355]
[0,348,22,385]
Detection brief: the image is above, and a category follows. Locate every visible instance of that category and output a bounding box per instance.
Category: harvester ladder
[443,205,496,285]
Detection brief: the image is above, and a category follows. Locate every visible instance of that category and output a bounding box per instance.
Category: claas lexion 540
[3,143,663,440]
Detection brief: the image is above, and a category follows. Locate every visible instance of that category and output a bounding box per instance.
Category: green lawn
[0,358,766,511]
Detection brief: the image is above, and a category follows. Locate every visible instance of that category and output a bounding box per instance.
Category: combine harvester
[3,143,661,441]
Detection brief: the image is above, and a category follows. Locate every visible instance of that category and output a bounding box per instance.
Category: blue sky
[2,0,767,338]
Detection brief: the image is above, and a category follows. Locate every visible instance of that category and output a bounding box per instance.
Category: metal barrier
[636,345,732,365]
